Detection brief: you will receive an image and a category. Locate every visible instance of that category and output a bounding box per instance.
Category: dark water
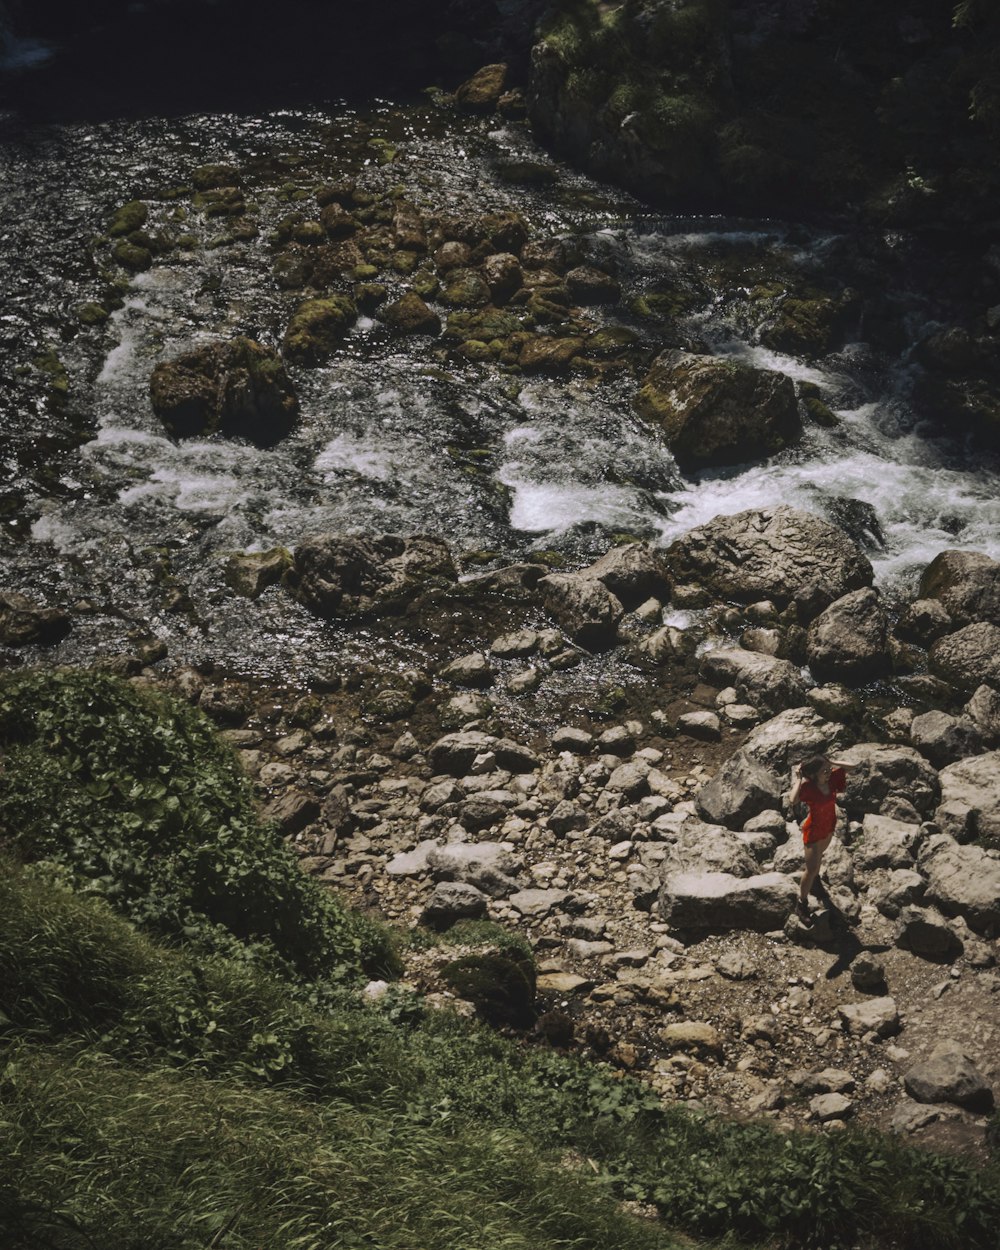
[2,34,999,684]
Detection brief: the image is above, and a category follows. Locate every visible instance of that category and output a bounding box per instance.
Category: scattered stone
[658,1021,724,1057]
[695,751,785,830]
[439,652,495,687]
[850,953,888,995]
[896,905,964,961]
[677,711,721,741]
[853,814,920,871]
[904,1041,995,1112]
[935,750,1000,845]
[699,648,807,713]
[838,997,901,1038]
[421,881,489,929]
[920,833,1000,933]
[536,573,624,648]
[810,1092,853,1122]
[910,710,983,768]
[509,888,570,918]
[806,587,890,682]
[552,726,593,753]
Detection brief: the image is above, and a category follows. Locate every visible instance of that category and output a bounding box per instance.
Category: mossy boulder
[442,268,491,307]
[443,308,525,343]
[320,201,358,238]
[760,290,861,359]
[282,296,358,365]
[112,240,152,271]
[454,62,508,113]
[379,291,441,335]
[150,337,299,446]
[191,164,241,191]
[0,593,71,647]
[518,336,585,374]
[108,200,148,237]
[636,350,801,470]
[224,548,294,598]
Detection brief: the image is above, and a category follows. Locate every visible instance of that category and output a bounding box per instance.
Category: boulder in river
[536,572,624,649]
[149,337,299,445]
[665,506,873,620]
[282,295,358,365]
[635,350,801,470]
[0,593,71,647]
[284,534,457,619]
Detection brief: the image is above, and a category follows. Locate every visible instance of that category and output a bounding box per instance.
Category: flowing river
[2,62,1000,684]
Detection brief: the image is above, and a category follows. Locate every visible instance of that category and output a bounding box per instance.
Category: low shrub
[0,669,395,980]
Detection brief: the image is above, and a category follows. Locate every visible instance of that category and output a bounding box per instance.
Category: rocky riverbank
[9,507,997,1158]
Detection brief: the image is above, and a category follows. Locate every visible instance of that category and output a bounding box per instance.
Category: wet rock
[482,252,523,303]
[659,871,798,933]
[552,726,593,754]
[895,906,964,962]
[319,201,358,238]
[439,652,495,688]
[836,744,940,822]
[838,996,901,1038]
[919,549,1000,627]
[904,1042,995,1113]
[379,291,441,335]
[150,337,299,445]
[920,833,1000,934]
[518,335,586,374]
[565,265,621,304]
[434,240,473,271]
[910,710,984,769]
[421,881,489,929]
[806,587,891,682]
[536,573,623,649]
[224,548,293,598]
[636,351,800,470]
[442,267,491,306]
[665,506,873,620]
[0,593,71,647]
[936,751,1000,845]
[695,750,784,829]
[282,295,358,365]
[580,542,671,609]
[491,628,540,658]
[929,622,1000,691]
[762,289,859,358]
[285,534,457,619]
[392,202,428,252]
[699,648,807,713]
[454,62,508,112]
[895,598,952,646]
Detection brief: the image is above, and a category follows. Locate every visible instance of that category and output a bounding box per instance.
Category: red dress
[799,768,846,845]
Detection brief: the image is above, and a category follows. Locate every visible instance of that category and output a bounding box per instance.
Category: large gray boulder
[836,744,940,821]
[935,751,1000,846]
[699,647,807,713]
[656,814,759,878]
[426,842,523,898]
[966,684,1000,746]
[665,506,873,620]
[579,542,671,609]
[635,350,801,470]
[853,814,920,871]
[919,833,1000,934]
[806,587,891,682]
[909,710,983,769]
[658,871,798,933]
[695,750,785,830]
[838,997,901,1038]
[536,573,623,649]
[918,550,1000,627]
[904,1041,995,1112]
[428,731,539,777]
[285,533,456,618]
[421,881,489,929]
[929,622,1000,691]
[895,906,964,961]
[741,707,841,774]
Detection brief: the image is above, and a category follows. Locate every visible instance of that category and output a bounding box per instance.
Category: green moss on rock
[282,296,358,366]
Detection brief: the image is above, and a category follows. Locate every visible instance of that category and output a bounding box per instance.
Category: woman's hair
[800,755,830,781]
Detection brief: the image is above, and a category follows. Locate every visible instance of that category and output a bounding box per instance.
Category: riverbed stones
[806,587,890,682]
[454,62,508,112]
[282,295,358,365]
[665,506,873,619]
[904,1041,995,1112]
[536,572,624,648]
[379,291,441,335]
[929,622,1000,691]
[742,707,840,774]
[919,549,1000,626]
[635,351,800,470]
[0,593,71,647]
[935,751,1000,845]
[659,871,798,933]
[966,684,1000,746]
[224,549,293,598]
[150,337,299,445]
[699,648,807,713]
[579,541,671,608]
[695,750,784,830]
[285,534,457,619]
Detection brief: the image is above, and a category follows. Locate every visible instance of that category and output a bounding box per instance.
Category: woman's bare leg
[800,836,831,903]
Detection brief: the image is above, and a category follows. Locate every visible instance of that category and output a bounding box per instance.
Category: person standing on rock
[789,755,853,926]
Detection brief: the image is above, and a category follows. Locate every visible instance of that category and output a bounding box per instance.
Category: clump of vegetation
[0,669,395,981]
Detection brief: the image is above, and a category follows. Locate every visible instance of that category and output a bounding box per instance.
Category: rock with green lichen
[454,63,508,113]
[443,309,525,343]
[282,296,358,366]
[77,302,110,327]
[108,200,148,237]
[224,549,294,598]
[379,291,441,336]
[518,336,585,374]
[636,350,800,470]
[191,164,241,191]
[442,268,491,307]
[112,240,152,271]
[150,337,299,445]
[761,290,861,358]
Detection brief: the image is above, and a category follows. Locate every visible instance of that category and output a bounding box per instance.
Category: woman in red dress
[789,755,853,926]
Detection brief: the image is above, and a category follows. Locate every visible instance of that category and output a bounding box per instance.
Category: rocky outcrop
[635,351,800,470]
[149,337,299,445]
[665,507,873,620]
[284,534,457,619]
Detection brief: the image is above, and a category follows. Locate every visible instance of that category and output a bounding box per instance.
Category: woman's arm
[788,765,805,806]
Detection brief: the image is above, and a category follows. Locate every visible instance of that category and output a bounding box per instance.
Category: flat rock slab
[838,996,901,1038]
[536,972,593,995]
[658,1021,724,1056]
[659,871,798,933]
[509,888,569,918]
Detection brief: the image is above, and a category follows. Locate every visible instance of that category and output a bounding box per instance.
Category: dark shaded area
[0,0,544,121]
